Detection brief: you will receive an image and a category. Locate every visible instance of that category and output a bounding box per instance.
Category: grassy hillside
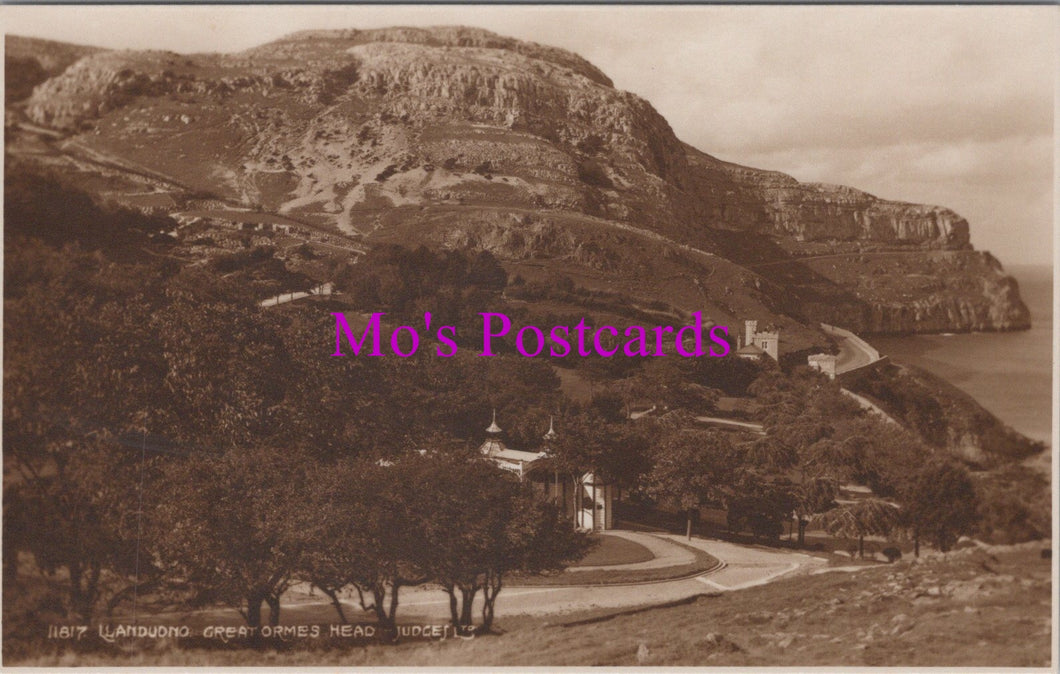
[848,360,1044,466]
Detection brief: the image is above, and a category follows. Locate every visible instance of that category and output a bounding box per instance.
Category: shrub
[576,134,606,155]
[375,164,398,182]
[577,160,613,188]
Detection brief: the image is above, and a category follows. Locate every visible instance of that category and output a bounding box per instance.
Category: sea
[872,264,1054,449]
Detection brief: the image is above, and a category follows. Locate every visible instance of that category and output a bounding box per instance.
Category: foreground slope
[14,543,1051,667]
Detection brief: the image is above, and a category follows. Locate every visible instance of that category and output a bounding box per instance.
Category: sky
[3,5,1056,266]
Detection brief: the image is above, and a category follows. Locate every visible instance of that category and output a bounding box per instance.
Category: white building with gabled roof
[479,412,614,531]
[478,410,546,478]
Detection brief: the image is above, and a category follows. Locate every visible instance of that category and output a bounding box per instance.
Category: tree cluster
[742,368,983,555]
[3,236,589,640]
[157,450,588,637]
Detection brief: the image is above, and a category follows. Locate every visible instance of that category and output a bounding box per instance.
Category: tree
[972,464,1050,545]
[550,408,651,530]
[644,428,737,539]
[416,454,590,634]
[687,354,761,397]
[637,357,720,413]
[744,435,799,474]
[150,271,292,448]
[4,168,175,251]
[2,435,150,623]
[792,477,838,547]
[479,498,590,631]
[152,446,310,632]
[269,307,384,460]
[3,244,171,623]
[467,250,508,291]
[803,435,866,484]
[419,456,509,634]
[849,418,935,498]
[301,453,590,637]
[812,498,901,559]
[901,462,980,555]
[557,408,650,487]
[299,456,432,639]
[726,485,798,542]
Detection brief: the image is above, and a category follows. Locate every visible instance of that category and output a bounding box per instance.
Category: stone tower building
[744,320,779,361]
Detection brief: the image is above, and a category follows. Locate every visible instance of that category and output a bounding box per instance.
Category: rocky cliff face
[11,27,1029,334]
[861,269,1028,334]
[681,148,972,250]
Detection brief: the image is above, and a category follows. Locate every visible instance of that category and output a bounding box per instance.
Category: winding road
[138,531,830,638]
[820,324,900,425]
[273,531,827,625]
[824,323,881,375]
[746,248,975,270]
[836,339,874,372]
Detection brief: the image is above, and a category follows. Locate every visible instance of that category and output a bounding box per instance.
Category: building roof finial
[486,408,502,434]
[542,415,557,442]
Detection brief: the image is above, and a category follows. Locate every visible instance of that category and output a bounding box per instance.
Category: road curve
[331,533,826,622]
[164,533,828,628]
[834,334,874,372]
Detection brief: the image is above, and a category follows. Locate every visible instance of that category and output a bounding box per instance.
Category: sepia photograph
[1,4,1056,667]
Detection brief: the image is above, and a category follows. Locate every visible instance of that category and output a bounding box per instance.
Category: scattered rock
[636,642,651,663]
[889,613,914,635]
[698,633,741,654]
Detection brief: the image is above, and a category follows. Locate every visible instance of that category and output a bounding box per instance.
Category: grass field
[509,538,718,587]
[570,534,655,567]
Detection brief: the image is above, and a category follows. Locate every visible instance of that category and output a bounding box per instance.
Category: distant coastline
[873,264,1053,447]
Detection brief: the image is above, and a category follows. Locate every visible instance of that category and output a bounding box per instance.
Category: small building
[574,471,615,531]
[478,411,546,479]
[807,353,838,379]
[479,413,615,531]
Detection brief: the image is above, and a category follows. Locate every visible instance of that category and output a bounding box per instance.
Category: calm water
[872,264,1053,447]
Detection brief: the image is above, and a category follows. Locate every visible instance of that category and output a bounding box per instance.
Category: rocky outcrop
[765,184,970,248]
[15,29,975,250]
[243,26,616,88]
[24,51,191,129]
